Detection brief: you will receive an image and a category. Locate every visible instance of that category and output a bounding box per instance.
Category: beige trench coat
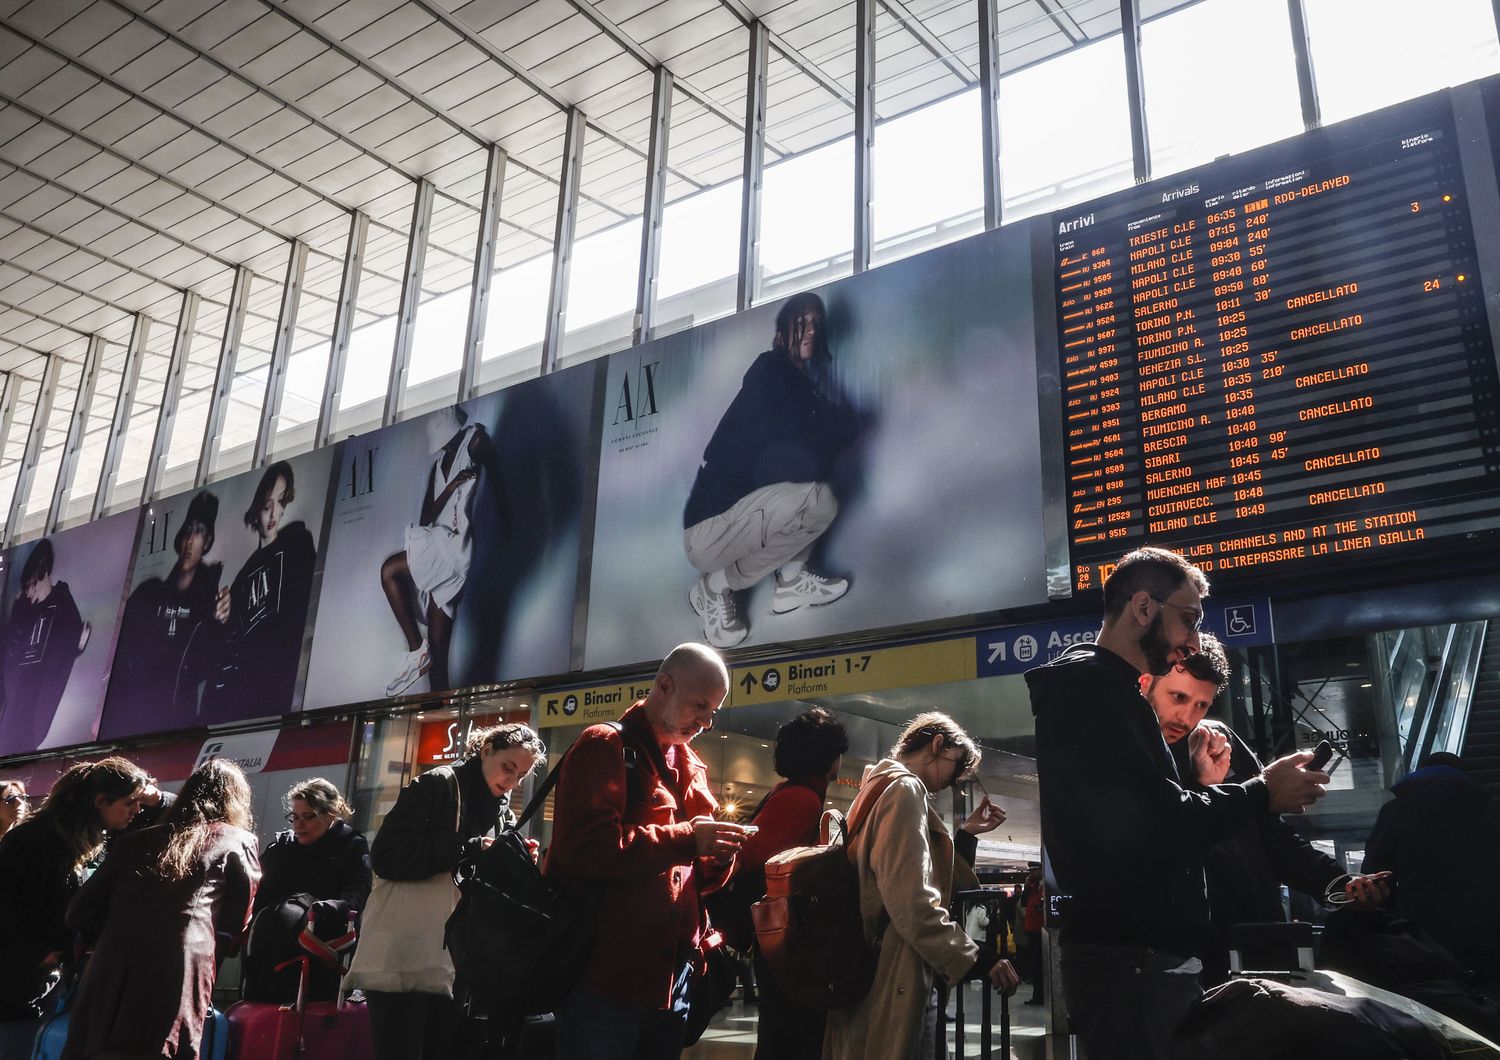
[824,758,980,1060]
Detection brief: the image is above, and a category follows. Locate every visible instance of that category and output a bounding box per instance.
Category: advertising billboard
[99,447,337,740]
[0,510,139,756]
[301,364,596,709]
[584,224,1050,668]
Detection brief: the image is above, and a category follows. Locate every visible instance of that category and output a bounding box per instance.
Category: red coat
[62,822,259,1059]
[738,776,828,874]
[544,702,733,1009]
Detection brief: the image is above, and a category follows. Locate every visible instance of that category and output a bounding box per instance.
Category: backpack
[445,722,638,1018]
[750,772,899,1011]
[702,781,819,953]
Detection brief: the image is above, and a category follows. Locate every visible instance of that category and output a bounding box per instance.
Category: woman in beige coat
[824,713,1020,1060]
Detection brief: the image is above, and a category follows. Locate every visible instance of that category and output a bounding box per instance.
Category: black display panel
[1056,92,1500,593]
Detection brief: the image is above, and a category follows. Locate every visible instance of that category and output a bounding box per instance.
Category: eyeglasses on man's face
[2,794,28,807]
[1150,595,1204,631]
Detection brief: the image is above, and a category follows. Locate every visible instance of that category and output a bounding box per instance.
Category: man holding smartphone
[1145,632,1390,983]
[1027,548,1331,1060]
[546,643,755,1059]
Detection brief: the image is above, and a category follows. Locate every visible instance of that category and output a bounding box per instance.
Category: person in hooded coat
[1362,751,1500,982]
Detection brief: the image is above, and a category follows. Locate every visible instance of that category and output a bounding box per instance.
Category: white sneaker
[771,570,849,613]
[385,640,430,697]
[689,576,748,648]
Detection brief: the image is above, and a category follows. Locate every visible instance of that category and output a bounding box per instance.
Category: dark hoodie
[1,582,85,751]
[209,521,317,719]
[683,349,858,528]
[1362,765,1500,976]
[1026,642,1270,958]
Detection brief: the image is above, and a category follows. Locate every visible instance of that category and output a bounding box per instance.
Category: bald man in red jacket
[546,644,754,1059]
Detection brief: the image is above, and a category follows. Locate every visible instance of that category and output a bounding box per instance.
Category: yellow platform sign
[727,638,976,707]
[537,680,655,728]
[535,636,978,728]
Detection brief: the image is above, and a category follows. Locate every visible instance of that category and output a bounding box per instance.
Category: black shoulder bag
[444,723,636,1018]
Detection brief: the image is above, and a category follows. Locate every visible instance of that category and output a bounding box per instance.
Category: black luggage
[936,888,1012,1059]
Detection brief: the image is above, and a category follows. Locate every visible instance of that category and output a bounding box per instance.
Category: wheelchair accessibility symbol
[1224,606,1256,637]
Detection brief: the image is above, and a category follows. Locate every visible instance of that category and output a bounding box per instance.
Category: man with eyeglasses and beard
[1025,547,1330,1060]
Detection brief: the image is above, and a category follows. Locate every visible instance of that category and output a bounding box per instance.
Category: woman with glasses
[243,778,371,1004]
[0,757,150,1060]
[0,780,27,839]
[823,713,1019,1060]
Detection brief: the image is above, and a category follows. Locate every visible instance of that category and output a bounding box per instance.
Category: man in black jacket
[1026,547,1329,1060]
[1146,633,1388,984]
[683,293,858,648]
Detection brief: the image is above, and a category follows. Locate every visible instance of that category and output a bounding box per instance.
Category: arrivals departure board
[1057,94,1500,592]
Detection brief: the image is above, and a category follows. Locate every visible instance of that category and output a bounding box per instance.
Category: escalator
[1459,625,1500,797]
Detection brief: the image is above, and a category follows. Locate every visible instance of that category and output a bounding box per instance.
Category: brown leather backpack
[750,773,899,1010]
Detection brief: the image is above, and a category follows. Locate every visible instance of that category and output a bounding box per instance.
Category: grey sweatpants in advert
[683,481,838,592]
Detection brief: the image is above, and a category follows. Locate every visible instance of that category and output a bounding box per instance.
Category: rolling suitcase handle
[938,888,1012,1060]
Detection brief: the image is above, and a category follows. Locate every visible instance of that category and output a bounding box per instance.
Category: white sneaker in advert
[385,641,431,697]
[689,576,748,648]
[771,570,849,613]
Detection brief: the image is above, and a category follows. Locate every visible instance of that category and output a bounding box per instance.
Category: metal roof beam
[143,290,199,501]
[560,0,789,159]
[458,147,504,403]
[880,0,978,84]
[48,333,105,533]
[317,212,367,450]
[0,24,349,245]
[541,109,585,376]
[411,0,711,185]
[5,353,63,544]
[244,0,631,222]
[255,240,308,467]
[385,180,434,425]
[715,0,856,108]
[633,67,671,345]
[197,265,253,485]
[93,310,149,519]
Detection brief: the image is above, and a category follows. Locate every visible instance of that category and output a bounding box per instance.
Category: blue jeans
[556,962,692,1060]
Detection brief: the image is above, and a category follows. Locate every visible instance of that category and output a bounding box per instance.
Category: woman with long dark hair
[211,461,318,718]
[60,759,259,1060]
[683,291,858,648]
[0,757,150,1060]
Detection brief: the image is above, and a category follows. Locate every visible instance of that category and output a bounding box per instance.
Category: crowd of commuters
[0,549,1495,1058]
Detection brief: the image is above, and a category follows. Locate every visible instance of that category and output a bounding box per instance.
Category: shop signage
[414,713,506,768]
[193,729,280,774]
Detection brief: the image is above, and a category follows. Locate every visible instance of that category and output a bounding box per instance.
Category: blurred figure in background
[0,757,149,1060]
[245,777,372,1004]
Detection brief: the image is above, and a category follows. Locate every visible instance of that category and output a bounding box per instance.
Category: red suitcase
[228,944,371,1059]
